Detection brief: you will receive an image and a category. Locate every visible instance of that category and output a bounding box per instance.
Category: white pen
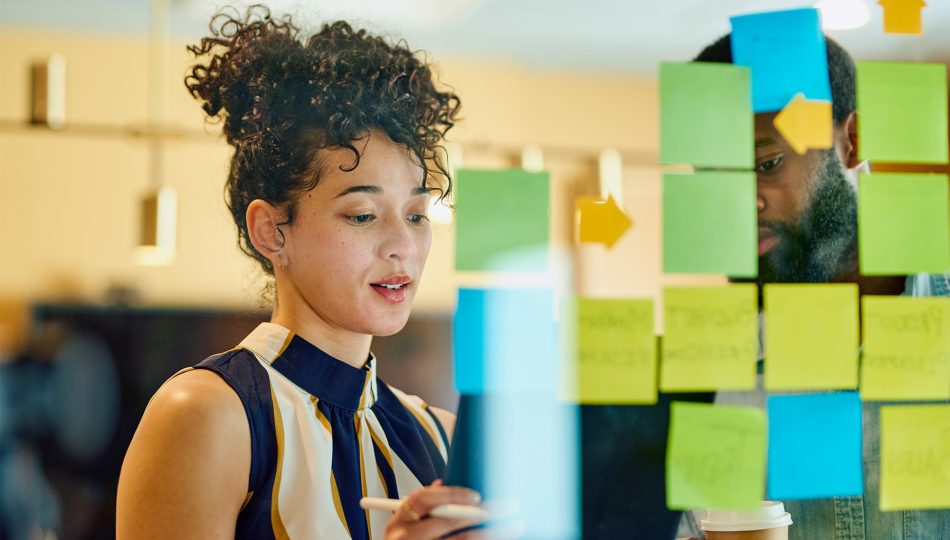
[359,497,489,521]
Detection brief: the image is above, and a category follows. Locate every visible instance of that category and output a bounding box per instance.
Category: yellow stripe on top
[310,395,332,433]
[269,387,290,540]
[330,472,351,537]
[275,331,294,360]
[355,413,373,540]
[357,371,371,410]
[368,424,394,498]
[393,393,441,450]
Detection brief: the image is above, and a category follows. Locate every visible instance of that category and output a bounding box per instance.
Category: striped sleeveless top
[185,322,450,539]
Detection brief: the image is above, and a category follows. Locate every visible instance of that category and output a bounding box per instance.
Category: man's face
[748,112,858,284]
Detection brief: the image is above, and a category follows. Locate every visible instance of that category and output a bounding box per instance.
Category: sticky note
[858,173,950,275]
[576,196,632,249]
[666,401,766,511]
[659,62,753,169]
[453,288,557,394]
[857,62,949,164]
[880,0,926,34]
[574,298,656,404]
[764,284,859,390]
[663,172,757,277]
[861,296,950,401]
[660,285,758,392]
[730,8,832,112]
[773,93,832,155]
[455,169,549,272]
[767,393,863,500]
[880,404,950,510]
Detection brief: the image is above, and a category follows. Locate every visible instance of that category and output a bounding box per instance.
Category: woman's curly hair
[185,5,461,276]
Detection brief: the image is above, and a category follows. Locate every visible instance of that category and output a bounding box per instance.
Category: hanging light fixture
[815,0,872,30]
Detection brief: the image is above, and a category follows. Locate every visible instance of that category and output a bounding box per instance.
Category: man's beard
[737,150,858,285]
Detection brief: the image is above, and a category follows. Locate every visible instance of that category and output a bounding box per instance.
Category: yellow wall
[0,26,711,315]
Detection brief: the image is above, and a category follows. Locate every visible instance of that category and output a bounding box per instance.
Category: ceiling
[2,0,949,74]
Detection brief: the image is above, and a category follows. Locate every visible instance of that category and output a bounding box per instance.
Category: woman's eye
[348,214,375,224]
[756,155,783,173]
[408,214,430,224]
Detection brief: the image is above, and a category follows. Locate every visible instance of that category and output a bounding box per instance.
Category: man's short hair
[694,34,856,124]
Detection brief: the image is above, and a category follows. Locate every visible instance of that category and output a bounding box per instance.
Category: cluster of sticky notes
[764,284,859,390]
[573,298,656,404]
[453,287,557,395]
[857,62,948,165]
[660,285,758,392]
[880,404,950,510]
[861,296,950,401]
[662,172,757,277]
[858,173,950,275]
[767,393,863,500]
[454,169,550,273]
[666,401,766,510]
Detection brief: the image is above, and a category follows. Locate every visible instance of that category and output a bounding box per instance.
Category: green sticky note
[858,173,950,275]
[663,172,757,277]
[574,298,656,404]
[880,404,950,510]
[660,62,754,169]
[764,284,859,390]
[857,61,949,164]
[861,296,950,401]
[455,169,549,272]
[666,401,766,511]
[661,285,758,392]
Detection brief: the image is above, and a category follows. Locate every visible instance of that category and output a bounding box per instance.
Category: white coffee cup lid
[701,501,793,532]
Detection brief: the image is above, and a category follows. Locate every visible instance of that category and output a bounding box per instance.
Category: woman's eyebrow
[335,185,381,198]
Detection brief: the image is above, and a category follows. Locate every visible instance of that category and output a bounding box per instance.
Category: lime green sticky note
[764,284,859,390]
[880,404,950,510]
[857,61,949,164]
[861,296,950,401]
[663,172,757,277]
[574,298,656,404]
[661,285,758,392]
[666,402,766,511]
[660,62,754,169]
[455,169,549,272]
[858,173,950,275]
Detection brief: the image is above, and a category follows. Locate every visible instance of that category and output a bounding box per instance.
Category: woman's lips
[370,283,409,304]
[758,228,779,256]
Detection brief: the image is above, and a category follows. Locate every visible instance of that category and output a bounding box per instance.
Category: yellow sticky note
[861,296,950,401]
[576,195,633,249]
[574,298,656,404]
[773,93,833,155]
[880,0,925,35]
[880,404,950,510]
[661,285,758,391]
[765,284,859,390]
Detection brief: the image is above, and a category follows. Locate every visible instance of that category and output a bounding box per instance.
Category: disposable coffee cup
[700,501,792,540]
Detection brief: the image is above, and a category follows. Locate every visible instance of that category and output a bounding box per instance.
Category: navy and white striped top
[178,322,450,539]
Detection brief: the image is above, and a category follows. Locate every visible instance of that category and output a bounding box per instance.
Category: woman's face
[277,130,432,337]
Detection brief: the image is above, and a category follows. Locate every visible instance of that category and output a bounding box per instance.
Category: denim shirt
[678,273,950,540]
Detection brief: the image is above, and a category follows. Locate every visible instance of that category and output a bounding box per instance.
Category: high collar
[239,322,378,410]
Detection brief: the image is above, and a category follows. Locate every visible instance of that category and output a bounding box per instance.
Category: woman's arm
[116,369,251,539]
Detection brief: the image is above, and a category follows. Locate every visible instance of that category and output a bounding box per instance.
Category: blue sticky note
[730,8,832,112]
[767,392,863,500]
[453,288,557,394]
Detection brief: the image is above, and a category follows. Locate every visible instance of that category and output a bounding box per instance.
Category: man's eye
[348,214,375,224]
[756,156,783,173]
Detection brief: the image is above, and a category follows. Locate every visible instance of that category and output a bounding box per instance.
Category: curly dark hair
[185,5,461,275]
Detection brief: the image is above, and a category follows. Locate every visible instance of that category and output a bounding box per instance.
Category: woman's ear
[246,200,286,263]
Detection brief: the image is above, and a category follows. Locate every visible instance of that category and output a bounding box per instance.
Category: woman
[116,6,481,539]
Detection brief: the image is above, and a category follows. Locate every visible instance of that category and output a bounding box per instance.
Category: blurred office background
[2,0,950,538]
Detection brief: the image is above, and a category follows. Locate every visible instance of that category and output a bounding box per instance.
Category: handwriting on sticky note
[661,285,758,391]
[666,402,766,511]
[861,296,950,401]
[881,404,950,510]
[574,298,656,404]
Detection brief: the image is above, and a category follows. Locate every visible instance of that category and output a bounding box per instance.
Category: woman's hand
[384,480,486,540]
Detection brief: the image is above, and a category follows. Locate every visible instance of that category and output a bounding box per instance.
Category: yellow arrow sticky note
[880,404,950,510]
[880,0,926,35]
[765,284,859,390]
[660,285,758,392]
[861,296,950,401]
[577,195,633,249]
[573,298,656,404]
[773,93,833,155]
